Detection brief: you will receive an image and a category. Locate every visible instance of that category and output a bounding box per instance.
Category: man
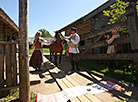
[61,27,80,71]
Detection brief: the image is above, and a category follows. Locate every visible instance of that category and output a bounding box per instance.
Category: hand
[68,38,71,41]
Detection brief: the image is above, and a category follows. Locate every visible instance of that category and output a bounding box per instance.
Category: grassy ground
[29,48,65,55]
[79,59,138,86]
[0,89,36,102]
[29,48,50,55]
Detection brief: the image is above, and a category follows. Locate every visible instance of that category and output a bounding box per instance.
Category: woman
[29,31,49,71]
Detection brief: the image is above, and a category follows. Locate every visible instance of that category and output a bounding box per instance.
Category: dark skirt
[29,50,43,69]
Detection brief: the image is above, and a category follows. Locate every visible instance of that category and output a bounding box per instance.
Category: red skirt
[29,50,43,69]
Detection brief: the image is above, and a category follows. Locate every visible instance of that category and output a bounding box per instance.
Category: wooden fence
[0,41,18,97]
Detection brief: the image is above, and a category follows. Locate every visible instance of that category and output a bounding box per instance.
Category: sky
[0,0,108,37]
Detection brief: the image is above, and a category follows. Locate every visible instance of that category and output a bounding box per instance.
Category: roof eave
[58,0,116,32]
[0,8,19,32]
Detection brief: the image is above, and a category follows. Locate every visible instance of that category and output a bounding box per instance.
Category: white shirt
[64,33,80,54]
[39,37,50,45]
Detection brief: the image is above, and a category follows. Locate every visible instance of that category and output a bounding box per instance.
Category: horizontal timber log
[82,21,127,40]
[0,85,19,91]
[80,53,137,60]
[80,36,130,50]
[0,41,17,45]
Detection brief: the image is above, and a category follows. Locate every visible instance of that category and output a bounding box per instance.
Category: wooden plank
[30,56,61,95]
[62,76,92,102]
[92,35,103,44]
[54,68,102,102]
[46,56,123,102]
[5,44,12,87]
[65,75,102,102]
[30,80,41,85]
[12,44,17,85]
[80,36,130,50]
[0,85,19,91]
[19,0,30,101]
[48,67,82,102]
[0,41,17,45]
[80,53,134,60]
[93,36,129,48]
[42,57,80,101]
[53,67,101,102]
[82,21,127,41]
[0,45,4,97]
[70,71,121,102]
[5,25,7,41]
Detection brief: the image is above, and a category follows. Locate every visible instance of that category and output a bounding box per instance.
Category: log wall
[0,42,18,97]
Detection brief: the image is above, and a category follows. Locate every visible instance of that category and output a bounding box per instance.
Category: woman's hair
[33,31,42,45]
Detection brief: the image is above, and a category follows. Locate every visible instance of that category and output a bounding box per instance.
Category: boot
[75,62,80,71]
[71,61,75,71]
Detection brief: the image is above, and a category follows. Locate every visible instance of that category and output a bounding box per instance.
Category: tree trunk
[19,0,30,101]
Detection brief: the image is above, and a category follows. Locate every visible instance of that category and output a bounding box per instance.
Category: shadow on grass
[79,59,138,101]
[79,59,138,86]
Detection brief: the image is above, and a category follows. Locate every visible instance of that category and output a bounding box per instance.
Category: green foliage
[118,27,129,36]
[103,0,138,36]
[39,28,53,38]
[103,0,129,24]
[103,0,138,24]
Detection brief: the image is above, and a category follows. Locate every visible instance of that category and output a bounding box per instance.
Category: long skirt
[29,50,43,69]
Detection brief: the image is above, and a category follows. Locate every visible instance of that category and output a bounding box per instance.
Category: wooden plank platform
[43,56,104,102]
[30,55,134,102]
[29,56,61,95]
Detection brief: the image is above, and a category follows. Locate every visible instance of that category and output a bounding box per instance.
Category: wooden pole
[126,1,138,72]
[19,0,30,101]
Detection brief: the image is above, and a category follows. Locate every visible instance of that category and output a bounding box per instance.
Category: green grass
[29,48,66,55]
[79,59,138,86]
[29,48,50,55]
[0,89,36,102]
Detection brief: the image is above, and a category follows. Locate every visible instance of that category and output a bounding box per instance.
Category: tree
[103,0,138,36]
[38,28,53,38]
[103,0,138,24]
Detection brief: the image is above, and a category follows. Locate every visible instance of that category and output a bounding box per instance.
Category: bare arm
[39,37,50,45]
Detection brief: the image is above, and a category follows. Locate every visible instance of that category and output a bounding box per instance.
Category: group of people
[30,27,80,72]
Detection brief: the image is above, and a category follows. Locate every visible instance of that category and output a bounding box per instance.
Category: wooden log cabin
[58,0,133,59]
[0,8,18,97]
[58,0,138,72]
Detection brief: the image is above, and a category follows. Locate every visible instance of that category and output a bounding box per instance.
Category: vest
[68,34,79,48]
[34,38,42,49]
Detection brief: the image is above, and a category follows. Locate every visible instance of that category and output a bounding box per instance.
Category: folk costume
[30,33,49,70]
[63,27,80,71]
[105,30,120,54]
